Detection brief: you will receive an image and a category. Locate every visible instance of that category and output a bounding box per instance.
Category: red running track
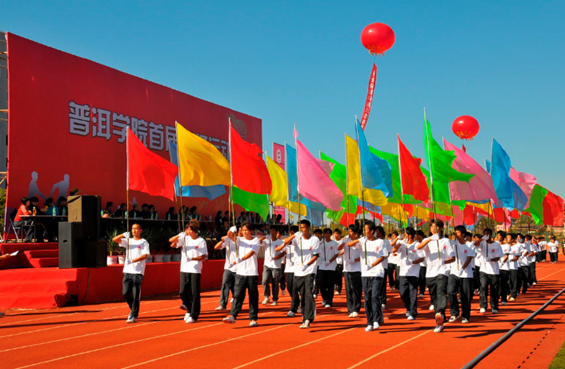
[0,262,564,369]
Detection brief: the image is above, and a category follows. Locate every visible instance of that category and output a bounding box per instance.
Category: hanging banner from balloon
[359,63,377,130]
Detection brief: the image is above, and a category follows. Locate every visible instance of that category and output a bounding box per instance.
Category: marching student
[213,226,239,311]
[337,224,362,318]
[548,237,558,263]
[508,234,523,301]
[276,225,301,317]
[416,230,427,298]
[473,228,504,314]
[539,237,547,262]
[318,228,339,308]
[333,229,344,295]
[516,233,530,295]
[472,234,483,294]
[416,220,455,333]
[447,226,475,324]
[346,222,388,331]
[169,220,208,323]
[392,227,425,321]
[112,223,150,323]
[223,222,261,326]
[526,235,538,286]
[261,226,284,306]
[281,219,320,329]
[387,231,400,291]
[498,231,512,305]
[380,231,392,309]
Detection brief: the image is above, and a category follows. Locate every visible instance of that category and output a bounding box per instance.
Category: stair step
[24,249,59,258]
[0,292,70,309]
[30,257,59,268]
[0,268,79,281]
[0,280,75,294]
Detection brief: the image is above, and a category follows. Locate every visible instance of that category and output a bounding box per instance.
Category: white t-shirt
[539,241,547,251]
[333,236,344,265]
[382,238,392,269]
[263,236,284,269]
[120,237,150,275]
[235,237,261,276]
[341,237,361,273]
[351,237,388,278]
[397,240,424,278]
[473,242,483,268]
[176,233,208,274]
[478,241,504,275]
[284,241,296,273]
[421,236,455,278]
[518,242,530,267]
[318,239,339,271]
[291,235,320,277]
[528,242,538,263]
[549,242,558,253]
[388,238,401,265]
[220,237,238,272]
[450,240,476,278]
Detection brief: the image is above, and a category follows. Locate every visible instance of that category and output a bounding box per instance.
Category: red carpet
[0,261,563,369]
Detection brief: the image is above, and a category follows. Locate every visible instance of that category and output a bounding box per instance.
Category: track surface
[1,262,564,369]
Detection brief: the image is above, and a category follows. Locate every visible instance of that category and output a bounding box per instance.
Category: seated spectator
[13,197,33,242]
[57,197,68,216]
[130,203,141,218]
[114,203,127,218]
[215,211,223,228]
[140,203,151,219]
[149,204,158,219]
[166,207,177,221]
[28,197,43,215]
[237,211,246,224]
[188,206,200,221]
[102,202,114,218]
[42,198,58,215]
[254,213,262,224]
[222,210,229,224]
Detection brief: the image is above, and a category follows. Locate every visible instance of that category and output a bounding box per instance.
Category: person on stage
[213,226,239,311]
[113,223,150,323]
[318,228,339,308]
[337,224,362,318]
[223,222,261,326]
[447,226,475,324]
[280,219,320,329]
[416,220,455,333]
[169,220,208,323]
[473,228,504,315]
[261,226,284,306]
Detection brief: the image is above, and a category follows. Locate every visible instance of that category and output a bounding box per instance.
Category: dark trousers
[473,267,481,291]
[386,263,397,289]
[509,269,519,298]
[262,267,281,301]
[426,275,448,320]
[529,262,537,284]
[286,272,301,313]
[317,269,335,306]
[542,250,547,261]
[519,266,529,294]
[335,264,343,293]
[179,272,201,321]
[280,263,286,291]
[220,269,235,307]
[380,268,388,306]
[447,275,473,320]
[479,272,500,310]
[362,276,384,326]
[122,273,144,318]
[418,267,427,295]
[550,252,558,263]
[229,275,259,321]
[399,276,419,317]
[500,270,510,302]
[294,275,316,322]
[13,220,35,242]
[345,272,362,313]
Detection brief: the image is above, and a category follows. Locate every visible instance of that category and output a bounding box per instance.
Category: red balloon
[452,116,480,140]
[360,23,395,56]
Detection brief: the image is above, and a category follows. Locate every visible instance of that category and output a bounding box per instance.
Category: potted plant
[106,229,124,265]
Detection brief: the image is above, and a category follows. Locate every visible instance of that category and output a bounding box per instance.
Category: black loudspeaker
[68,195,101,240]
[80,241,107,268]
[59,222,83,269]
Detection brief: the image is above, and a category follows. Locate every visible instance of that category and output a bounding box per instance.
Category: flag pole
[175,122,185,232]
[424,108,437,220]
[284,141,291,234]
[228,118,238,257]
[397,134,406,230]
[344,133,351,226]
[294,123,303,265]
[126,128,130,260]
[355,117,367,265]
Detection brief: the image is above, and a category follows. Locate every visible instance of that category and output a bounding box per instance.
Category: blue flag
[491,139,527,210]
[356,122,393,197]
[169,141,226,200]
[306,207,324,227]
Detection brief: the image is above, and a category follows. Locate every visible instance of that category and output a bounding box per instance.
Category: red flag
[127,129,178,200]
[359,64,377,130]
[543,191,564,226]
[230,125,272,194]
[398,136,430,202]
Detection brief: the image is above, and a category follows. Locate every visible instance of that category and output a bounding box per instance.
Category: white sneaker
[373,322,380,330]
[287,311,296,317]
[299,319,310,329]
[313,294,317,299]
[419,294,424,298]
[382,304,386,309]
[501,302,507,306]
[334,291,339,295]
[215,306,225,311]
[126,316,136,323]
[230,298,234,303]
[405,311,410,317]
[365,325,374,332]
[433,325,444,333]
[297,307,302,313]
[533,282,537,285]
[407,315,415,321]
[184,313,190,322]
[351,311,359,318]
[186,317,195,323]
[462,318,469,324]
[262,297,270,305]
[492,309,499,314]
[325,304,331,308]
[429,305,435,311]
[270,301,278,306]
[480,308,486,313]
[249,320,258,327]
[348,313,353,318]
[448,316,457,323]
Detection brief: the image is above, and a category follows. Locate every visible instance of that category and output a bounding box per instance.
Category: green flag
[320,152,359,221]
[525,184,548,225]
[232,186,269,220]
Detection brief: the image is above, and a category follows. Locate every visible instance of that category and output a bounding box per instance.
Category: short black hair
[30,196,39,202]
[290,225,299,233]
[454,225,466,234]
[405,227,416,237]
[300,219,311,227]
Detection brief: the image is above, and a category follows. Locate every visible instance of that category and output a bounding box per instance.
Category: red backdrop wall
[5,33,262,225]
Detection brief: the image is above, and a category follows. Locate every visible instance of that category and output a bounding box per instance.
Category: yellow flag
[266,156,288,206]
[413,206,431,220]
[381,203,409,221]
[176,123,230,187]
[287,201,307,217]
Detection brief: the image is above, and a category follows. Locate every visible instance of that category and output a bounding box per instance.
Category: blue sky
[2,0,565,198]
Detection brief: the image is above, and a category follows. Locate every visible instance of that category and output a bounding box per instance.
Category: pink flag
[295,138,343,211]
[510,167,536,205]
[444,139,499,205]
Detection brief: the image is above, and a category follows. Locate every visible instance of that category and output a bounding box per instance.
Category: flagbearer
[113,224,150,323]
[318,228,339,308]
[261,226,284,306]
[447,226,475,324]
[277,226,301,317]
[213,226,239,311]
[282,219,320,329]
[337,225,362,318]
[417,220,455,333]
[169,220,208,323]
[473,228,503,314]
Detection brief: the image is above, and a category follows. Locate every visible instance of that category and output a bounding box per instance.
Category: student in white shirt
[473,228,504,314]
[318,228,339,308]
[223,222,261,326]
[169,220,208,323]
[337,224,362,318]
[416,230,428,298]
[333,229,344,295]
[471,234,482,294]
[392,227,425,321]
[112,223,150,323]
[261,226,284,306]
[549,236,558,263]
[498,231,512,305]
[276,225,301,317]
[387,231,400,291]
[539,237,548,262]
[213,226,239,311]
[516,233,530,295]
[281,219,320,329]
[526,235,538,286]
[346,222,388,331]
[416,219,455,333]
[447,225,476,324]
